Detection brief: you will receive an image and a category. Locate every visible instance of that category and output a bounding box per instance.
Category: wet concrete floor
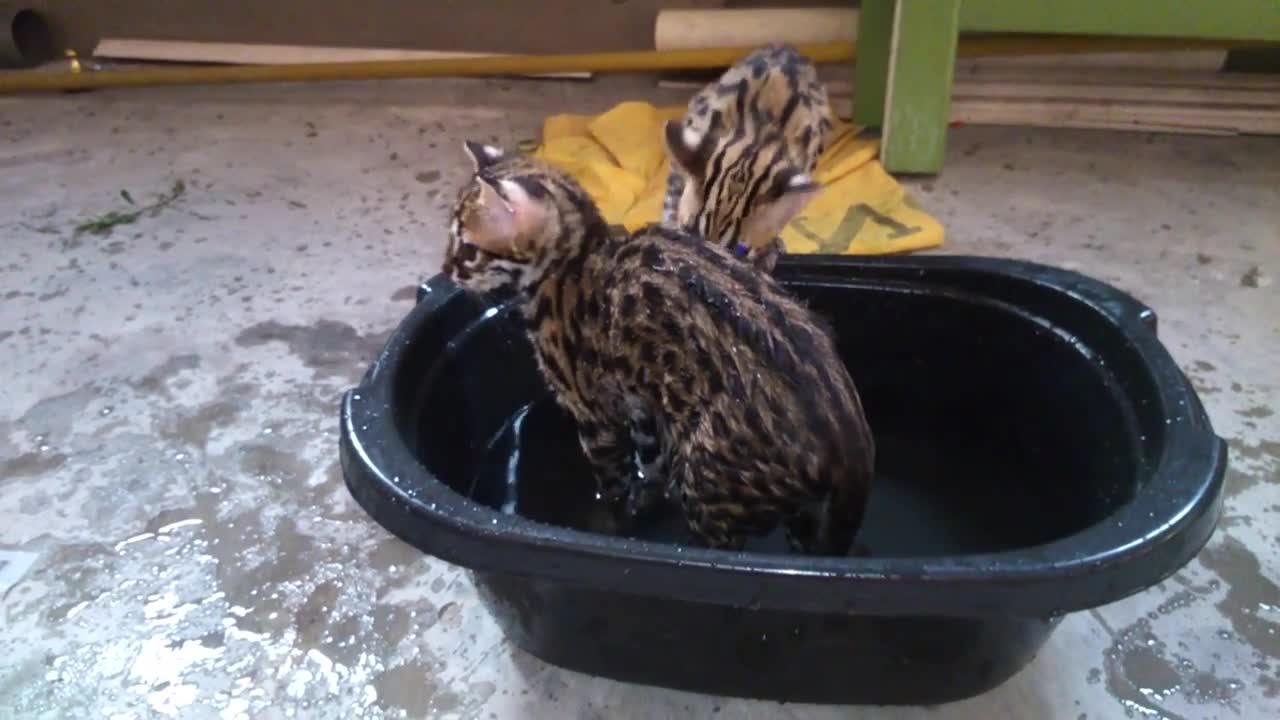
[0,77,1277,719]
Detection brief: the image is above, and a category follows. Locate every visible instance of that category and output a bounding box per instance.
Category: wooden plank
[974,119,1236,136]
[829,70,1280,135]
[958,0,1280,42]
[950,80,1280,108]
[955,49,1228,72]
[830,93,1272,135]
[880,0,961,173]
[951,67,1280,90]
[851,0,895,127]
[951,98,1280,134]
[829,70,1280,98]
[93,38,592,79]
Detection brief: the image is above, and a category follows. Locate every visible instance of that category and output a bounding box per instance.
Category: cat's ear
[463,178,517,253]
[498,179,549,251]
[740,172,818,250]
[463,140,505,172]
[465,178,546,255]
[664,120,711,177]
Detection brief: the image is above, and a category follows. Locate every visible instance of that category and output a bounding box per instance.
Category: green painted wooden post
[851,0,895,128]
[880,0,961,174]
[866,0,1278,175]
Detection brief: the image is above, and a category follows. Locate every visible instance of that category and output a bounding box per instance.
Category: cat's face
[665,120,816,255]
[443,142,548,296]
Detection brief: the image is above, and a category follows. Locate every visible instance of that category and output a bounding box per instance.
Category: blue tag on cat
[734,243,750,257]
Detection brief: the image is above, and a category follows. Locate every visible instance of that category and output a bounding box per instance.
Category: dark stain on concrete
[372,602,431,650]
[391,285,418,302]
[1119,642,1181,702]
[294,580,340,650]
[1238,405,1275,419]
[1219,514,1255,530]
[24,542,115,622]
[1199,535,1280,662]
[1240,266,1262,288]
[234,320,389,381]
[1187,671,1245,708]
[161,400,242,449]
[134,354,201,399]
[321,614,366,667]
[1156,589,1200,616]
[0,451,67,480]
[203,510,320,635]
[196,630,225,649]
[324,459,343,488]
[137,479,385,674]
[239,443,311,484]
[1232,439,1280,466]
[368,537,422,572]
[1101,613,1246,719]
[1223,439,1279,498]
[415,170,442,185]
[1185,370,1220,397]
[1259,672,1280,698]
[376,660,455,715]
[12,383,101,438]
[1103,621,1177,718]
[1196,253,1213,265]
[1192,360,1216,372]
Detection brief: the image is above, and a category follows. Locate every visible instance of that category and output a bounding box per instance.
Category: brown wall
[34,1,859,57]
[41,0,740,55]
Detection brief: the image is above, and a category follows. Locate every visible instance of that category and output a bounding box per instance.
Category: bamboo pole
[0,36,1269,95]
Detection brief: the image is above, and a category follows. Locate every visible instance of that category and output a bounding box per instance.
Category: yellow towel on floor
[533,101,943,255]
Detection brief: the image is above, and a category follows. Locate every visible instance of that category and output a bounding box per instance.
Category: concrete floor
[0,76,1276,720]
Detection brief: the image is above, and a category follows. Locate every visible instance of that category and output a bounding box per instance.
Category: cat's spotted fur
[662,45,833,273]
[444,141,874,554]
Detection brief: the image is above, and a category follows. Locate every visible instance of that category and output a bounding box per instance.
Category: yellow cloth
[534,101,943,255]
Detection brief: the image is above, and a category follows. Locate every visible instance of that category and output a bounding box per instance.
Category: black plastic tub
[340,255,1226,705]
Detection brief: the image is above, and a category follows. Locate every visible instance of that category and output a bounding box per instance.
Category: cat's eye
[457,243,479,262]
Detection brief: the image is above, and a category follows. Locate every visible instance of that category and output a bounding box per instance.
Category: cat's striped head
[664,120,817,257]
[444,142,549,296]
[443,142,600,297]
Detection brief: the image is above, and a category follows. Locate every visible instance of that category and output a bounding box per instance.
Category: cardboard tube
[655,8,859,51]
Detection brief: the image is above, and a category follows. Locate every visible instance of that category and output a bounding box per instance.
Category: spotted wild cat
[442,141,874,554]
[662,44,833,273]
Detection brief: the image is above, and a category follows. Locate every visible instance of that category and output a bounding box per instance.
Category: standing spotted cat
[443,141,874,554]
[662,44,833,273]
